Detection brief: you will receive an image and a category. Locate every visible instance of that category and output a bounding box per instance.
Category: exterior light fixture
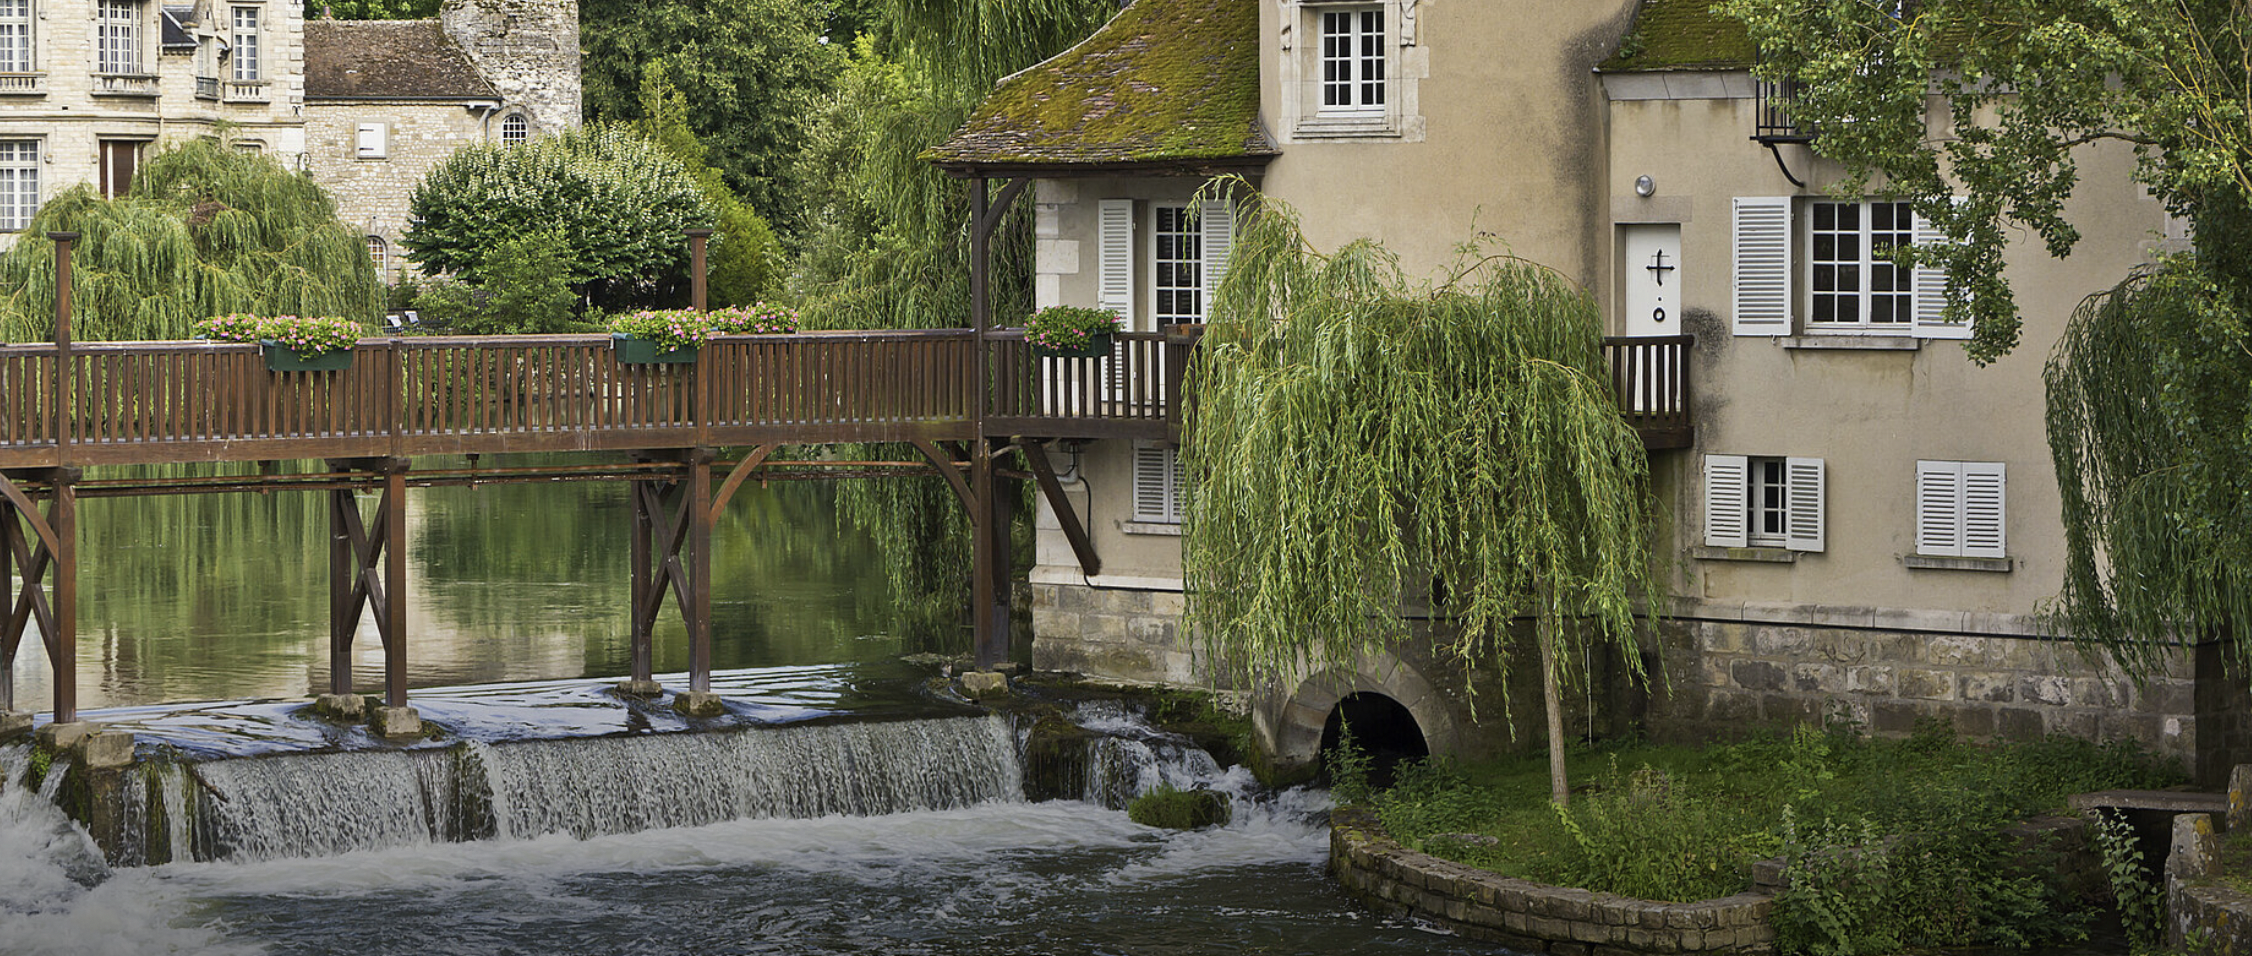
[1634,175,1656,198]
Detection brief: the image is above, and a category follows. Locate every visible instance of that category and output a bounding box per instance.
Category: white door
[1622,224,1682,338]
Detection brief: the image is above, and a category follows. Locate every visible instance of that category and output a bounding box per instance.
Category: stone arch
[1258,648,1459,779]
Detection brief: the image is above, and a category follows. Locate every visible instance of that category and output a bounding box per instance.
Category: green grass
[1354,719,2184,951]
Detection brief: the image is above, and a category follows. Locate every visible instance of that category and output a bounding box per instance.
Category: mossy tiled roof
[1598,0,1756,73]
[304,21,500,100]
[927,0,1276,173]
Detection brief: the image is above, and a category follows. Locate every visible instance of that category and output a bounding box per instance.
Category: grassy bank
[1345,720,2182,953]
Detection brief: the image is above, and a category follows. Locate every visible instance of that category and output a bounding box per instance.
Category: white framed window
[1731,195,1964,339]
[1152,203,1203,326]
[1132,442,1186,524]
[230,6,259,81]
[0,139,38,231]
[1705,454,1824,552]
[1099,198,1235,333]
[367,235,388,280]
[0,0,32,74]
[1915,460,2004,559]
[97,0,140,74]
[1318,7,1384,116]
[356,122,388,160]
[500,112,529,144]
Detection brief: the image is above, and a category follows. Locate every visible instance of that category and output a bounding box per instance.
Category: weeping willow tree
[2047,251,2252,682]
[789,0,1111,647]
[0,138,380,342]
[1184,196,1660,803]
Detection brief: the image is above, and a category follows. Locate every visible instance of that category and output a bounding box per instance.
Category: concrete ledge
[1691,547,1798,564]
[1330,807,1776,954]
[614,680,663,699]
[671,692,725,718]
[1902,554,2014,573]
[1779,335,1921,351]
[312,693,366,720]
[369,706,424,738]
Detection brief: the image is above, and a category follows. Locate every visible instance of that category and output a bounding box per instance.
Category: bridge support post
[323,458,420,735]
[970,439,1016,671]
[0,469,76,724]
[626,450,720,714]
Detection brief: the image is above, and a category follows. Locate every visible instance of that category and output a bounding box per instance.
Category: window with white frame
[1318,7,1384,115]
[1914,460,2004,559]
[1152,203,1203,325]
[1705,454,1825,552]
[0,139,38,231]
[0,0,32,74]
[500,112,529,144]
[1095,198,1234,331]
[367,235,388,281]
[356,122,387,160]
[97,0,140,74]
[1731,195,1965,340]
[1132,442,1186,524]
[230,6,259,81]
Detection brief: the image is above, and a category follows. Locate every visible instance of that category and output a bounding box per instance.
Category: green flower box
[1033,331,1114,359]
[261,341,354,372]
[613,333,700,365]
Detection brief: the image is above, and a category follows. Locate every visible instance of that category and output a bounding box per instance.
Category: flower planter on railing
[1033,331,1114,359]
[611,333,699,365]
[261,341,354,372]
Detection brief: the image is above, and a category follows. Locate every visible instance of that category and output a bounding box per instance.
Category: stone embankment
[2168,764,2252,954]
[1328,808,1776,955]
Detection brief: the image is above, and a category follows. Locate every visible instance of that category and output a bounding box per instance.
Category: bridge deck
[0,329,1689,469]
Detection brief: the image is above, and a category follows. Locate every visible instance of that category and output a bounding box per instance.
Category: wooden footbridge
[0,233,1693,727]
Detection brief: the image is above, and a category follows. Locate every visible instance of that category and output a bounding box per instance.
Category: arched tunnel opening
[1318,692,1429,791]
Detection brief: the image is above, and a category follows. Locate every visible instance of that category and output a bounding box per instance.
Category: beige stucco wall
[1256,0,1640,283]
[1601,80,2168,623]
[302,100,490,270]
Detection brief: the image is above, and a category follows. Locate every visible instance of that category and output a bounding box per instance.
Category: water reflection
[9,456,937,712]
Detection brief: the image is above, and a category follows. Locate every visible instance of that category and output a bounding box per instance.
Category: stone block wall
[1650,609,2206,772]
[441,0,580,134]
[303,102,486,255]
[1030,582,1198,686]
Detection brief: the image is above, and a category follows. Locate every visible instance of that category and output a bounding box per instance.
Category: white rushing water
[0,704,1485,955]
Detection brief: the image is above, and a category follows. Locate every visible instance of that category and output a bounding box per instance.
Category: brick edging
[1328,807,1777,955]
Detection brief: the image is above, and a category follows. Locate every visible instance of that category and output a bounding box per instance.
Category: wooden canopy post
[687,228,713,313]
[967,175,1028,672]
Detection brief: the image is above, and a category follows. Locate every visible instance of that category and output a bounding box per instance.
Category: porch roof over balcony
[927,0,1277,178]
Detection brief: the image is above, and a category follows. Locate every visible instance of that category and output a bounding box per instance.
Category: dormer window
[1281,0,1423,142]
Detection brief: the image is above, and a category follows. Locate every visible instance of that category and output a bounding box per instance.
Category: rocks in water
[960,671,1009,699]
[671,692,726,718]
[369,706,425,739]
[312,694,366,721]
[0,711,31,742]
[613,680,663,699]
[1127,786,1231,830]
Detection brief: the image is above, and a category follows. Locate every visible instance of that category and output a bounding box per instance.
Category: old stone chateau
[0,0,578,273]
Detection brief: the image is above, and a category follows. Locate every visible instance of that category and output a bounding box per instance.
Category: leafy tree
[403,124,714,309]
[414,230,577,334]
[579,0,845,238]
[300,0,439,18]
[1719,0,2252,364]
[0,138,380,342]
[1723,1,2252,684]
[1184,196,1660,804]
[637,64,781,307]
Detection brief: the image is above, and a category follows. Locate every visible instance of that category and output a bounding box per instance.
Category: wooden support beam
[709,443,776,523]
[628,449,713,691]
[1021,440,1100,577]
[0,470,76,722]
[382,463,408,707]
[970,441,998,668]
[910,439,976,516]
[629,475,654,686]
[322,458,410,706]
[687,449,713,694]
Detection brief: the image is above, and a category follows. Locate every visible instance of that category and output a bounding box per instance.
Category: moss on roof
[927,0,1276,170]
[304,21,500,100]
[1598,0,1756,73]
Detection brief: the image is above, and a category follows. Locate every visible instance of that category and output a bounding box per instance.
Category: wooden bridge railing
[0,329,1691,469]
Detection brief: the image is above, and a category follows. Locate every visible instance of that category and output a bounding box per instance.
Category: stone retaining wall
[2167,765,2252,953]
[1329,808,1776,954]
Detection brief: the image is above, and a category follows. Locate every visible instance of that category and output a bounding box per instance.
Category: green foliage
[1183,193,1658,721]
[471,231,578,335]
[1718,0,2252,366]
[1024,305,1121,351]
[1326,722,1374,806]
[404,125,714,310]
[300,0,438,18]
[580,0,845,236]
[637,64,781,307]
[1127,784,1231,830]
[608,309,715,351]
[192,313,365,356]
[0,139,380,342]
[2092,809,2164,949]
[1556,762,1777,902]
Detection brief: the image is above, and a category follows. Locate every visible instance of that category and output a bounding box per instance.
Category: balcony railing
[221,79,269,103]
[1753,77,1813,144]
[195,75,219,100]
[90,72,159,97]
[0,72,45,95]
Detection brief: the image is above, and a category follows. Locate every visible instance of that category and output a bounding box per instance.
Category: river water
[0,461,1500,955]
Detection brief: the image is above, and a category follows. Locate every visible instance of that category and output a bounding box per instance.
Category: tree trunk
[1540,606,1569,806]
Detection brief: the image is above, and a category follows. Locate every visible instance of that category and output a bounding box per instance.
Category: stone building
[302,0,579,280]
[0,0,578,278]
[931,0,2252,783]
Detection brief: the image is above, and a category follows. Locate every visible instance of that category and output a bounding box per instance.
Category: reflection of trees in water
[59,457,943,708]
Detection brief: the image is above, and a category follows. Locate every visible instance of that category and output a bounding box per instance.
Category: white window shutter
[1785,456,1825,553]
[1704,455,1749,548]
[1960,462,2006,558]
[1098,199,1135,321]
[1731,196,1791,336]
[1911,205,1971,339]
[356,122,387,159]
[1915,460,1963,556]
[1199,199,1234,316]
[1132,443,1179,523]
